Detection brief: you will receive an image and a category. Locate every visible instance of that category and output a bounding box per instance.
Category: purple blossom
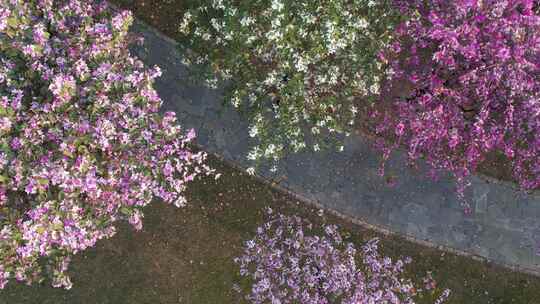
[0,0,216,290]
[10,138,21,150]
[235,210,451,303]
[377,0,540,198]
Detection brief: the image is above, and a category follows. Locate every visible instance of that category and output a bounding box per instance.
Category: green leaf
[63,149,73,158]
[77,145,88,154]
[6,17,18,28]
[0,143,10,154]
[120,206,132,216]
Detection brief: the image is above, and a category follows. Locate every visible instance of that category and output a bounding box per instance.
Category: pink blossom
[0,0,215,289]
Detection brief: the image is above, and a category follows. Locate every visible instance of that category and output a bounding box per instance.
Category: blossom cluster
[0,0,214,289]
[178,0,403,169]
[234,209,450,303]
[376,0,540,198]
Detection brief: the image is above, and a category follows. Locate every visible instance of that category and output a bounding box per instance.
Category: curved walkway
[128,19,540,275]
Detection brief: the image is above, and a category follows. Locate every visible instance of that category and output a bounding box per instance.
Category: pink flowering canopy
[235,209,450,304]
[376,0,540,201]
[0,0,215,289]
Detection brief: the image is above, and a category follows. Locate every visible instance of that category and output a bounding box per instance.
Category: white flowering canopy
[179,0,403,168]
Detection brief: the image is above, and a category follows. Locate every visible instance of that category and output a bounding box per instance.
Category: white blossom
[249,125,259,138]
[271,0,284,11]
[246,167,256,175]
[179,0,398,163]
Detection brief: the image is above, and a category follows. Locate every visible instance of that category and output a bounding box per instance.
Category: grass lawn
[1,153,540,303]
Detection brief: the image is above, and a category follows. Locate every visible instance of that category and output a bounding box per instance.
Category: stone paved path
[128,19,540,275]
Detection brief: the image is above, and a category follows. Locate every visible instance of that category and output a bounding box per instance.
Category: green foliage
[178,0,404,170]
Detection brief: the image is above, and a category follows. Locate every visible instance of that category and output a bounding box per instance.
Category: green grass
[2,154,540,303]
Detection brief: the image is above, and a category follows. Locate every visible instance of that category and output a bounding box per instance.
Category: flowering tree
[375,0,540,201]
[178,0,403,171]
[0,0,215,289]
[235,209,451,303]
